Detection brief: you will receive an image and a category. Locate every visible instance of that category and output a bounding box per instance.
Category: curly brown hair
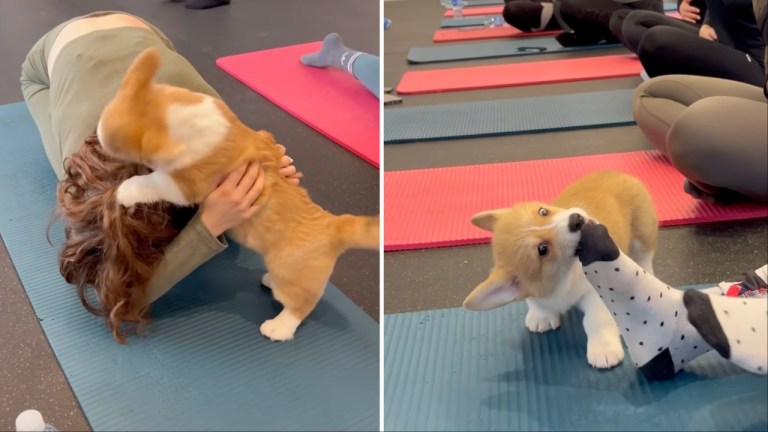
[55,135,195,343]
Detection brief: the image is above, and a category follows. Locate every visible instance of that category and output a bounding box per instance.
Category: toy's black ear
[576,223,620,266]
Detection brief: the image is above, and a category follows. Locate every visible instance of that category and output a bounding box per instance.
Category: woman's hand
[678,0,701,24]
[200,162,265,237]
[199,145,301,236]
[699,24,718,41]
[277,144,301,185]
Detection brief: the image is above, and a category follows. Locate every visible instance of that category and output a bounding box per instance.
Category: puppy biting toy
[575,223,768,380]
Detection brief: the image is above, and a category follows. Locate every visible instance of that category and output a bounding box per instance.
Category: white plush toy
[575,223,767,380]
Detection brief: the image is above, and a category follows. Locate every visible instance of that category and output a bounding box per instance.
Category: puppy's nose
[568,213,585,232]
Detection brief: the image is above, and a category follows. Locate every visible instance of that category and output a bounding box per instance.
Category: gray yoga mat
[0,102,379,431]
[441,17,490,28]
[408,36,621,63]
[384,89,635,144]
[384,289,768,431]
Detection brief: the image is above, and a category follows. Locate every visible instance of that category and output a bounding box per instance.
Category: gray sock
[301,33,361,73]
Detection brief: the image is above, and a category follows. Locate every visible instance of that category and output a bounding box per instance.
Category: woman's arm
[144,212,228,303]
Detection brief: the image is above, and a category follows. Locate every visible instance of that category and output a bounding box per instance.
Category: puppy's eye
[537,242,549,257]
[538,207,549,217]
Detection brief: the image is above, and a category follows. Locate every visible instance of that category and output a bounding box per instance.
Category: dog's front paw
[260,318,296,342]
[587,336,625,368]
[116,177,149,207]
[525,310,561,333]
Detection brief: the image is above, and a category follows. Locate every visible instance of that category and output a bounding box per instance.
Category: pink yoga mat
[217,42,379,167]
[433,26,558,43]
[384,151,768,251]
[397,55,642,94]
[445,5,502,17]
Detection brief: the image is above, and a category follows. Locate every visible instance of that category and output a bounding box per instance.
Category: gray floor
[383,0,768,314]
[0,1,379,430]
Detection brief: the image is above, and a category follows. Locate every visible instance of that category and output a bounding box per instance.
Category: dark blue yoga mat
[384,89,635,144]
[384,288,768,431]
[0,102,379,431]
[408,36,622,63]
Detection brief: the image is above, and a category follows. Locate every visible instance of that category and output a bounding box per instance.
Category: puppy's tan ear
[471,209,505,232]
[463,270,522,311]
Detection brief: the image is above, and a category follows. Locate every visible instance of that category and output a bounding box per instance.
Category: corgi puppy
[97,48,379,342]
[462,171,658,368]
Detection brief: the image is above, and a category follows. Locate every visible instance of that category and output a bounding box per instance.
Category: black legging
[610,10,766,87]
[560,0,662,44]
[503,0,661,45]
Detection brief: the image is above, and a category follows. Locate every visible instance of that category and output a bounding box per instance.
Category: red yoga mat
[396,54,641,94]
[216,42,379,167]
[384,151,768,251]
[445,5,502,17]
[433,26,558,43]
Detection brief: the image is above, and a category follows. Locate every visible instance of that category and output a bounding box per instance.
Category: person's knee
[502,0,544,31]
[666,98,724,176]
[637,26,673,60]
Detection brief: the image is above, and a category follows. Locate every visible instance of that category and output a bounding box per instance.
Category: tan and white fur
[463,171,658,368]
[97,48,379,342]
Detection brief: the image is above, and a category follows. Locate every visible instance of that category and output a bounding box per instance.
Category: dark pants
[610,10,765,86]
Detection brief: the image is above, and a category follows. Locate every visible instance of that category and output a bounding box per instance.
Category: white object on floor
[15,410,57,432]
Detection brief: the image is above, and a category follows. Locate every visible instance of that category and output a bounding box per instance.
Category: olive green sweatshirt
[20,12,228,304]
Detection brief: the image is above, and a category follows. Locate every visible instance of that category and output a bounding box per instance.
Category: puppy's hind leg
[261,273,275,290]
[629,240,655,276]
[629,194,659,276]
[259,259,334,342]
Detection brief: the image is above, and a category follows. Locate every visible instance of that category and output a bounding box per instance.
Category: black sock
[186,0,230,9]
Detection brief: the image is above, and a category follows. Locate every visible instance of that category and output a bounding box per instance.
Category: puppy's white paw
[587,336,625,369]
[525,310,560,333]
[260,319,295,342]
[116,178,149,207]
[261,273,275,290]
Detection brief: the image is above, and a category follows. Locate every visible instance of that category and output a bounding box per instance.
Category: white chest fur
[165,96,230,170]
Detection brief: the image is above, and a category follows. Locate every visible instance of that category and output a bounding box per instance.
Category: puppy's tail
[335,214,380,251]
[120,47,161,97]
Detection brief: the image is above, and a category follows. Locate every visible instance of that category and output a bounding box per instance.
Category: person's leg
[20,32,66,179]
[667,95,768,202]
[300,33,380,99]
[557,0,661,46]
[638,26,766,86]
[502,0,560,32]
[610,9,697,53]
[632,74,766,157]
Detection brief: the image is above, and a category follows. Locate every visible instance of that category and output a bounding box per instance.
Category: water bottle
[484,16,505,27]
[15,410,57,432]
[450,0,466,18]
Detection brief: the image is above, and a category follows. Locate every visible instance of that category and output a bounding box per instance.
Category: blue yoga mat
[384,89,635,144]
[0,102,379,431]
[384,289,768,431]
[408,37,622,63]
